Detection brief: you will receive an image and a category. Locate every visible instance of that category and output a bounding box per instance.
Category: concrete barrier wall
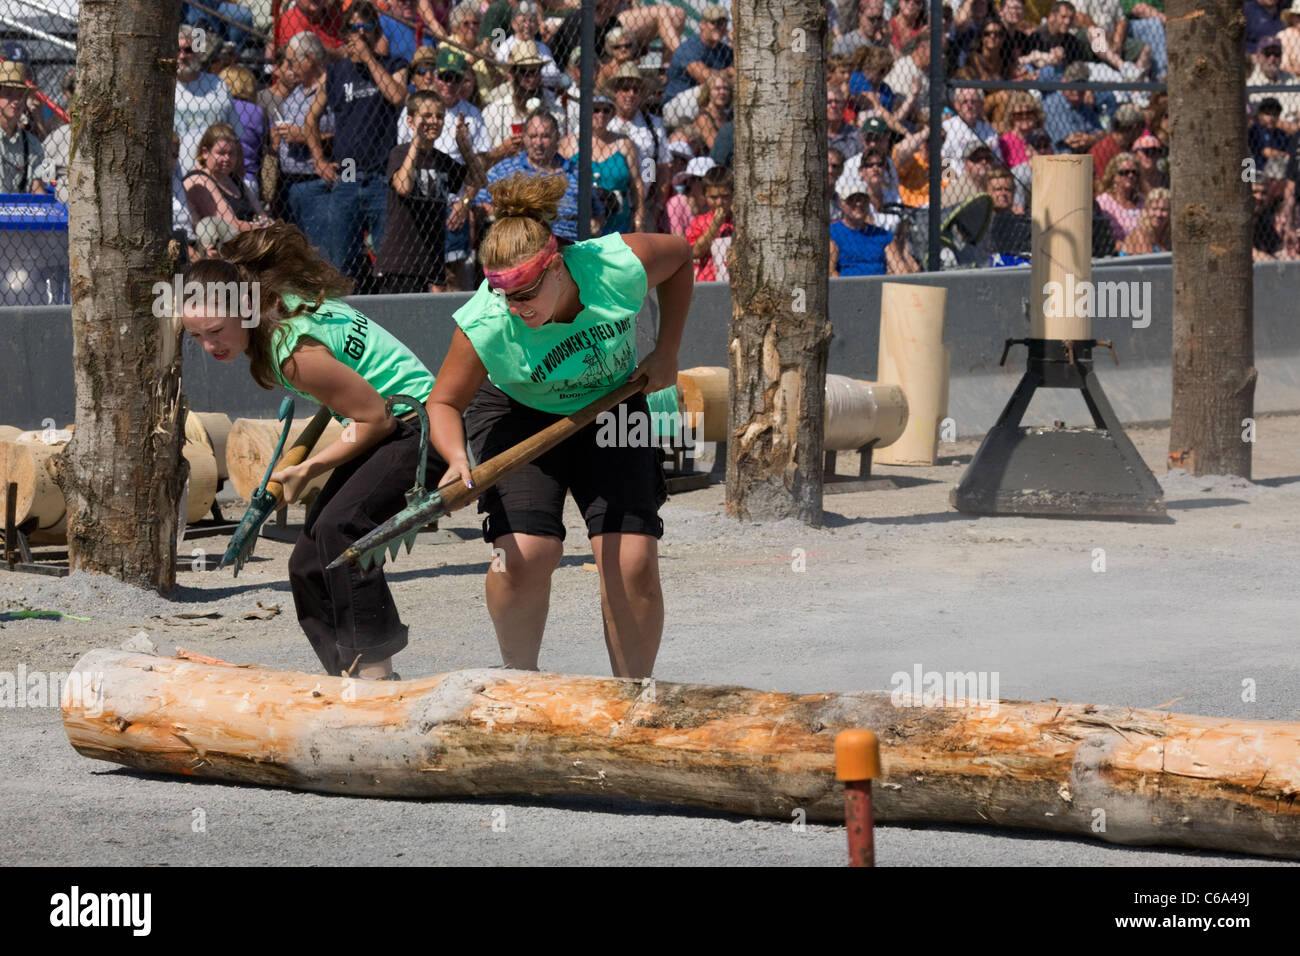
[3,256,1298,437]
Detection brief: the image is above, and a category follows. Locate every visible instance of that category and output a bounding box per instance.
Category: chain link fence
[0,0,1293,303]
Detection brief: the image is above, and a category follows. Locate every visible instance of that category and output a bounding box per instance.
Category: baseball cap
[701,4,729,22]
[963,141,995,161]
[436,46,468,75]
[1133,133,1161,150]
[861,116,891,138]
[667,140,695,159]
[835,174,870,200]
[1113,103,1143,128]
[674,155,717,185]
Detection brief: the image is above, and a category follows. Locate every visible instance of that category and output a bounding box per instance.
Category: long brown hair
[479,171,570,272]
[195,223,354,389]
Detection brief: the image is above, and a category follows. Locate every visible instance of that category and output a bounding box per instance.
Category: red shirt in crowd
[685,212,734,281]
[276,4,345,50]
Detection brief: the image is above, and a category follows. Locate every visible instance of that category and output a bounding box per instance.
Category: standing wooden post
[49,0,188,591]
[726,0,833,524]
[1166,1,1255,477]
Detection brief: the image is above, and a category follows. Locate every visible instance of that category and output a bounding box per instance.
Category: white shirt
[482,91,566,149]
[175,72,245,170]
[884,55,927,108]
[607,110,669,185]
[941,115,1001,177]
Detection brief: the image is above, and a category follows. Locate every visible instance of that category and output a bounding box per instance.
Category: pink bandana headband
[485,234,558,292]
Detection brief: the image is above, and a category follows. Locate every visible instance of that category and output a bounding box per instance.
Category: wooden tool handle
[439,376,649,513]
[263,407,334,503]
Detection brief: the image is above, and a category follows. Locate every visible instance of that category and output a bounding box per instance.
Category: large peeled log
[62,649,1300,858]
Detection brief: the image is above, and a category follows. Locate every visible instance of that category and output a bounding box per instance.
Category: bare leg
[485,532,563,670]
[590,532,663,678]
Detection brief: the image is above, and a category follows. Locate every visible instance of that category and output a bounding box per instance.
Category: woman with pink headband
[427,171,693,678]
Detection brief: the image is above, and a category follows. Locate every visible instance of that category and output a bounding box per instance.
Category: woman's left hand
[270,462,313,505]
[632,347,678,394]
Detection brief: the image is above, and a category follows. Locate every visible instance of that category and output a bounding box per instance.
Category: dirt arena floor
[2,416,1297,866]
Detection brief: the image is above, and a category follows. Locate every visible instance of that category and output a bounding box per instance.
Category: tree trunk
[1166,1,1255,477]
[49,0,188,591]
[726,0,833,524]
[63,649,1300,859]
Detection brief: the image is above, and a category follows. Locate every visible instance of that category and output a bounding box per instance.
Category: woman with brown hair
[426,171,693,678]
[179,223,448,681]
[183,123,270,232]
[693,73,733,152]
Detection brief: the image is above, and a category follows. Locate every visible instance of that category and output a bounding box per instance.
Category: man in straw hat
[482,40,565,149]
[0,60,45,195]
[605,61,670,228]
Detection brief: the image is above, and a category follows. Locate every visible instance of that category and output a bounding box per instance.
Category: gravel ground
[2,415,1298,867]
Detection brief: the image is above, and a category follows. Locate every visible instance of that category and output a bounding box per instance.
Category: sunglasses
[494,265,552,304]
[1139,146,1162,156]
[415,65,438,76]
[862,159,886,168]
[1116,168,1138,176]
[842,194,870,205]
[984,29,1005,37]
[348,22,377,32]
[436,70,463,82]
[1264,48,1283,56]
[594,103,614,113]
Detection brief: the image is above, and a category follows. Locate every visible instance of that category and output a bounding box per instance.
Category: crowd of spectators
[4,0,1299,291]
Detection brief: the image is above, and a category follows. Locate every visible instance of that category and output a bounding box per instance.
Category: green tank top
[271,294,435,420]
[453,233,650,415]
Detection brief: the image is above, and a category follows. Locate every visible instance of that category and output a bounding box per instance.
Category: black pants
[288,416,447,675]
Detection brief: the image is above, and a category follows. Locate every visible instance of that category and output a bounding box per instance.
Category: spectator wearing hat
[481,107,603,238]
[1089,102,1143,187]
[830,173,917,276]
[1131,131,1167,191]
[1094,150,1143,241]
[553,100,634,233]
[662,5,735,127]
[686,165,734,280]
[1249,38,1300,132]
[841,116,902,197]
[304,0,410,284]
[942,87,1001,177]
[175,25,245,173]
[1044,61,1104,152]
[483,41,566,148]
[495,2,570,93]
[833,0,889,57]
[666,154,714,235]
[1251,99,1292,174]
[276,0,346,53]
[607,62,671,225]
[1247,0,1288,55]
[828,86,866,160]
[598,27,640,90]
[845,145,903,231]
[1,60,45,195]
[944,141,998,204]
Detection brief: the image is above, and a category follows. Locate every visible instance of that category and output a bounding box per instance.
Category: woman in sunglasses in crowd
[426,172,692,679]
[559,94,641,234]
[1095,152,1145,242]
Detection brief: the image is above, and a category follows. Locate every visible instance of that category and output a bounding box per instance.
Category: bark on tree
[63,649,1300,859]
[726,0,833,524]
[1166,1,1256,477]
[49,0,188,591]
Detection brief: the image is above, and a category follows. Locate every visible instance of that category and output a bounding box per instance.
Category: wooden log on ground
[0,436,68,538]
[181,440,219,524]
[226,416,343,504]
[679,368,909,451]
[184,411,233,481]
[62,649,1300,859]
